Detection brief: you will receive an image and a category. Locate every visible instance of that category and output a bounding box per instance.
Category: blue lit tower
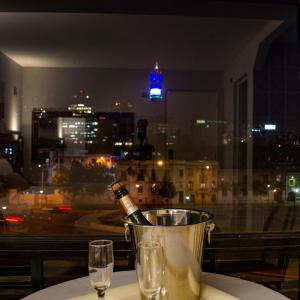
[149,62,163,100]
[147,62,167,158]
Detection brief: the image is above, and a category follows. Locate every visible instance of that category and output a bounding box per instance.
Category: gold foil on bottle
[119,195,138,216]
[111,181,124,192]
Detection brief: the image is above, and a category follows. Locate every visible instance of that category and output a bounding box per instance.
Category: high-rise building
[253,42,300,172]
[32,108,134,162]
[59,104,98,155]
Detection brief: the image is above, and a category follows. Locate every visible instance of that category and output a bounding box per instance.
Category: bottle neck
[114,186,129,199]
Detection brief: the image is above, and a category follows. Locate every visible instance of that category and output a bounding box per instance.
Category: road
[1,201,300,235]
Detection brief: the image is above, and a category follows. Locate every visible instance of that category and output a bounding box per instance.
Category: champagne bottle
[111,181,152,225]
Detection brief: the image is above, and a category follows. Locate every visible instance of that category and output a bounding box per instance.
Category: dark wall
[0,51,23,131]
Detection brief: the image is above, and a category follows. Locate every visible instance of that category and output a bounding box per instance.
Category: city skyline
[0,10,298,197]
[0,4,298,300]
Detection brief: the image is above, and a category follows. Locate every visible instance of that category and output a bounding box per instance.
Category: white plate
[70,282,240,300]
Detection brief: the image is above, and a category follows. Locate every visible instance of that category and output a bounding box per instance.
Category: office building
[115,159,218,204]
[32,108,134,162]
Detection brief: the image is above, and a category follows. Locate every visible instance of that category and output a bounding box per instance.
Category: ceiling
[0,13,282,70]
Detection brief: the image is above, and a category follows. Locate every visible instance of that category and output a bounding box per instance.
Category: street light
[38,163,45,198]
[157,160,164,166]
[267,184,271,202]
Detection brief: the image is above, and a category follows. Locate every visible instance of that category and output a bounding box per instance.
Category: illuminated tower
[147,62,166,156]
[149,62,163,100]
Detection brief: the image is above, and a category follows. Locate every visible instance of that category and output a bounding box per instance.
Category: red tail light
[58,205,72,212]
[5,216,24,223]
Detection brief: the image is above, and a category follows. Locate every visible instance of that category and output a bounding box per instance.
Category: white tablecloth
[22,270,289,300]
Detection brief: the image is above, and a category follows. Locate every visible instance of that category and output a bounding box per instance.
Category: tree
[52,161,112,197]
[253,180,268,195]
[158,171,177,199]
[2,173,29,191]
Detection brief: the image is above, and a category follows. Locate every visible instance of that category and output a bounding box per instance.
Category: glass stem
[97,289,105,298]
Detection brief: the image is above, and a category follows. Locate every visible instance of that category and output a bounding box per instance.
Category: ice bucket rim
[125,207,213,227]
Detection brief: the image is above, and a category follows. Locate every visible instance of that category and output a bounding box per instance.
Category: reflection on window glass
[0,7,297,240]
[0,5,299,299]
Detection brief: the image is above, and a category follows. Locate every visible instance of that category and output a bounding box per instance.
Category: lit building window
[137,184,143,194]
[187,181,193,191]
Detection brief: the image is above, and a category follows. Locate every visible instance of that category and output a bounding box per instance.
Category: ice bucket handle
[206,222,215,244]
[124,222,131,242]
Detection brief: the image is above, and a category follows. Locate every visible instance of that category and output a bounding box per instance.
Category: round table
[21,270,289,300]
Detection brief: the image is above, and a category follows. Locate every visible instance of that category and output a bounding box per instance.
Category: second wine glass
[88,240,114,299]
[136,241,163,300]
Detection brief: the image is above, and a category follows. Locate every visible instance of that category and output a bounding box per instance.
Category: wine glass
[136,241,163,300]
[88,240,114,299]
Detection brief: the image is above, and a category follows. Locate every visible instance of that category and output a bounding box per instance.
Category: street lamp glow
[39,190,44,194]
[157,160,164,166]
[205,165,210,169]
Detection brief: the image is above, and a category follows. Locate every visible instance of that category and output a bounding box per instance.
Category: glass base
[96,288,106,298]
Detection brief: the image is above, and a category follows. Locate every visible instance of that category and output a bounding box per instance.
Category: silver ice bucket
[124,208,214,300]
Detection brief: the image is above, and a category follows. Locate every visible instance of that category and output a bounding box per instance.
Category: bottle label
[119,195,138,216]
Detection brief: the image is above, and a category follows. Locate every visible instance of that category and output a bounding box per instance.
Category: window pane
[0,8,296,237]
